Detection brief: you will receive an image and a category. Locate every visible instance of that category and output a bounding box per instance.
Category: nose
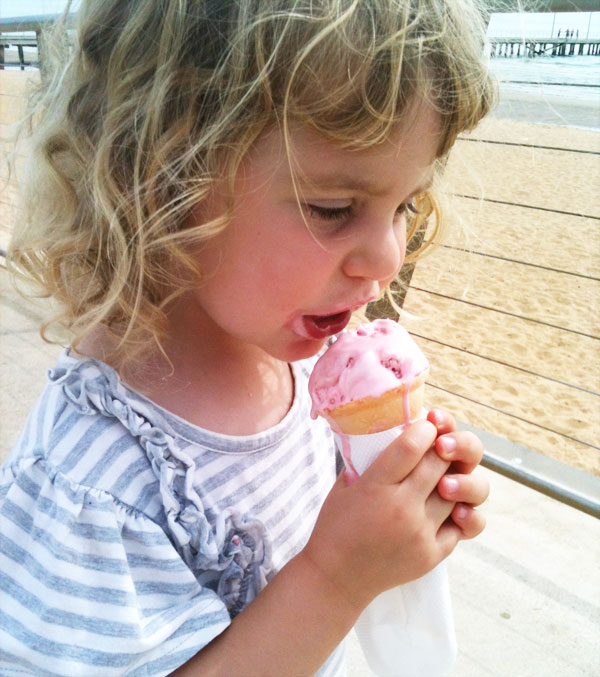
[342,216,406,286]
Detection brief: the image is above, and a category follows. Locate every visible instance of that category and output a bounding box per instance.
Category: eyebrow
[295,172,434,198]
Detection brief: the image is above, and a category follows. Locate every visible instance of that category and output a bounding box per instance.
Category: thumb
[362,420,437,485]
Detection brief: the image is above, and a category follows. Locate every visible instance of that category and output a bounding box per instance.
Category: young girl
[1,1,495,674]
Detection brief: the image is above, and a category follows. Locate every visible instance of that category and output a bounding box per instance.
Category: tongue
[302,310,352,339]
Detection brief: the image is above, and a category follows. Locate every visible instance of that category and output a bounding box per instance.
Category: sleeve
[0,457,231,677]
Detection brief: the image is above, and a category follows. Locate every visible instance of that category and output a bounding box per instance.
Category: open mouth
[295,310,352,340]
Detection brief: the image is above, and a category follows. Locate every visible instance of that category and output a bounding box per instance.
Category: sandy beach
[398,83,600,476]
[1,69,599,478]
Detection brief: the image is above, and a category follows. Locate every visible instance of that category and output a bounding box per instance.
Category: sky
[489,11,600,38]
[0,0,79,19]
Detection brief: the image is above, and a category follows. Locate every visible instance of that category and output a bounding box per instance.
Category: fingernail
[430,409,444,424]
[438,436,456,456]
[444,477,459,495]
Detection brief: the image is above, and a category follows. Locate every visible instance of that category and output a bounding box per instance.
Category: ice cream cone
[309,318,430,434]
[308,321,454,677]
[324,366,429,435]
[309,319,430,479]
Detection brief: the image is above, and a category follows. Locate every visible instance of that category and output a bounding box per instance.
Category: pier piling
[489,36,600,58]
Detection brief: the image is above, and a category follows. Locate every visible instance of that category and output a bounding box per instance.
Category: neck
[76,299,295,436]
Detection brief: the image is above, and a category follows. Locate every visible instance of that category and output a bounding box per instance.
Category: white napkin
[335,424,408,476]
[334,421,457,676]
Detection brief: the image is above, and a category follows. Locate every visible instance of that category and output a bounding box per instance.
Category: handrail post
[35,29,46,80]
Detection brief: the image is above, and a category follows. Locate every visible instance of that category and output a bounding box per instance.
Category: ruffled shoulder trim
[46,353,273,616]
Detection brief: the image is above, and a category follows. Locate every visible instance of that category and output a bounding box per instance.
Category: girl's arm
[173,421,463,676]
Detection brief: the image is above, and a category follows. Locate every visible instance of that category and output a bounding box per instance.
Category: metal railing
[0,14,75,70]
[483,452,600,519]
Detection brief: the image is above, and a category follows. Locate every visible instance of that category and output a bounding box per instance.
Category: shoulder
[4,350,185,519]
[0,351,233,673]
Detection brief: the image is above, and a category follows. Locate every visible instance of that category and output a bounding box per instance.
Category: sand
[400,92,600,476]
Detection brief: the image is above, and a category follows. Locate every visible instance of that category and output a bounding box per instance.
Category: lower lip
[291,311,352,340]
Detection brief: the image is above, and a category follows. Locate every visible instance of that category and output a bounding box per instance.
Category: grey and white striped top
[0,350,344,676]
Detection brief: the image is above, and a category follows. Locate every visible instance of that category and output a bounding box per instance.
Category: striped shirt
[0,350,344,676]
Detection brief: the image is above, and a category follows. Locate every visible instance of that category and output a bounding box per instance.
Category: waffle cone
[325,368,429,435]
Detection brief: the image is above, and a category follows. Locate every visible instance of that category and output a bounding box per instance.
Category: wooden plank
[0,153,29,181]
[446,197,600,278]
[445,142,600,217]
[403,288,600,394]
[417,339,599,449]
[0,122,32,155]
[463,117,600,153]
[409,247,600,337]
[0,181,19,202]
[0,71,33,126]
[0,70,39,97]
[0,94,30,126]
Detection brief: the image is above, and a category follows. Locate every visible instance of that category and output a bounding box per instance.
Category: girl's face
[184,103,441,362]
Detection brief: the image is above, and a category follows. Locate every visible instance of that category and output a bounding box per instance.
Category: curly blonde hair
[8,0,496,364]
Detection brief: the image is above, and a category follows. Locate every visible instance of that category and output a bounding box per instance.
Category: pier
[490,36,600,57]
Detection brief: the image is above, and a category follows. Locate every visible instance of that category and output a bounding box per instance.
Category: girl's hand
[428,409,489,540]
[303,420,461,611]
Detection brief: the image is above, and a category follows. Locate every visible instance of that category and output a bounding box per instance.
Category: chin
[281,338,327,363]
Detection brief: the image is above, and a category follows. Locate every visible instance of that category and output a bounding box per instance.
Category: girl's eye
[306,204,353,221]
[306,196,422,224]
[397,198,420,216]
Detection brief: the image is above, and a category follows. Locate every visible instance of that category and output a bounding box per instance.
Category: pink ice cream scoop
[308,318,430,435]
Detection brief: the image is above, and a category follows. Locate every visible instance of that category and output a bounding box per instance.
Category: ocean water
[488,55,600,102]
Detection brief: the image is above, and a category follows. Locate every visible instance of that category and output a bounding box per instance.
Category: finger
[437,471,490,507]
[363,419,438,485]
[427,409,456,436]
[435,430,484,474]
[408,447,451,498]
[434,520,462,560]
[424,482,455,526]
[451,504,487,540]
